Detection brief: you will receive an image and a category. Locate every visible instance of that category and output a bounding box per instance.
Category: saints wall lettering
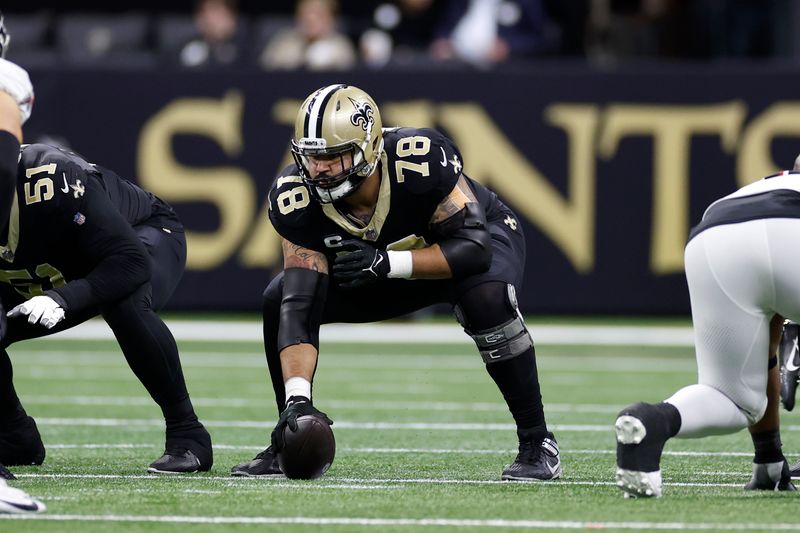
[138,93,800,278]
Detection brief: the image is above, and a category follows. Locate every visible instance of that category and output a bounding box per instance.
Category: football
[277,414,335,479]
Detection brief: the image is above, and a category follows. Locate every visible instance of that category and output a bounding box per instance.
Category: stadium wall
[24,65,800,314]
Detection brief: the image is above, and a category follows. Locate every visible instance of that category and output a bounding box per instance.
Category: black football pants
[0,225,195,425]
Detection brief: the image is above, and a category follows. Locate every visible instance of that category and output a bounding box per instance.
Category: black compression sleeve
[433,202,492,278]
[277,268,328,352]
[0,131,19,223]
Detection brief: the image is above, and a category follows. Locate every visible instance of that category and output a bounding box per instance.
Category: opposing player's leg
[745,337,795,491]
[617,221,794,497]
[103,226,211,474]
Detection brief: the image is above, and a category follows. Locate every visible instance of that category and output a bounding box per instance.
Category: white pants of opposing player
[668,218,800,437]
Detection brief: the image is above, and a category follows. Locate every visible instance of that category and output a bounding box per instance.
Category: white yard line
[45,443,755,458]
[32,319,695,346]
[32,418,608,431]
[22,395,624,413]
[13,473,744,489]
[31,417,800,432]
[4,514,797,530]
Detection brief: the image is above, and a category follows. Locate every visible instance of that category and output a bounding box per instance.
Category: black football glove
[332,239,390,290]
[270,396,333,451]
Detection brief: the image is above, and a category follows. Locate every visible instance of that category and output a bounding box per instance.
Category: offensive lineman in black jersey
[231,84,560,481]
[0,143,213,474]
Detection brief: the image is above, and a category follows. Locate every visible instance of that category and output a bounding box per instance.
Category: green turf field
[1,323,798,532]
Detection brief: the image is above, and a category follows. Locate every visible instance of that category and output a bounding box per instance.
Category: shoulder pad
[384,128,463,197]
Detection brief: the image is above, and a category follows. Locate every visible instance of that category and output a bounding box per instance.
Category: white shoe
[0,478,45,513]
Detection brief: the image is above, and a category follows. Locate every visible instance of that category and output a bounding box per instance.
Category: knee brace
[455,284,533,364]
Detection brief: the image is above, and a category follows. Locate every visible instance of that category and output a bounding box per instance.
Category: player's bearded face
[308,150,354,186]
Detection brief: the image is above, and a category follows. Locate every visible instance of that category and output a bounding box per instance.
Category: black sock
[655,402,682,438]
[162,398,202,435]
[485,347,546,433]
[752,429,784,464]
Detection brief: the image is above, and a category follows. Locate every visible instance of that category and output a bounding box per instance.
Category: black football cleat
[148,430,213,474]
[0,463,14,480]
[501,434,561,481]
[0,416,45,466]
[230,445,284,477]
[780,321,800,411]
[615,402,672,498]
[745,459,796,491]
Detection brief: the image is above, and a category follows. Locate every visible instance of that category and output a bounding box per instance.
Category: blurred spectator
[586,0,667,63]
[178,0,247,68]
[361,0,445,67]
[429,0,560,67]
[687,0,790,59]
[259,0,356,71]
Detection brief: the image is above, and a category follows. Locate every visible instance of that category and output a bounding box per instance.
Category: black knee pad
[455,283,533,364]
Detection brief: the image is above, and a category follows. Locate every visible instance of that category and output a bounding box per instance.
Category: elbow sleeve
[433,202,493,278]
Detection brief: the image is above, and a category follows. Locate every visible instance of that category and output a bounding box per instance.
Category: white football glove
[8,295,65,329]
[0,478,46,514]
[0,57,33,124]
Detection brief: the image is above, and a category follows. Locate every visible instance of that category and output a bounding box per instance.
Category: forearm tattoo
[282,239,329,273]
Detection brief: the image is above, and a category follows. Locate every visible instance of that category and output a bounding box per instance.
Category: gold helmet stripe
[305,84,347,139]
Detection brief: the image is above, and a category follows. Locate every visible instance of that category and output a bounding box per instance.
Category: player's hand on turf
[8,295,65,329]
[271,396,333,451]
[332,239,390,289]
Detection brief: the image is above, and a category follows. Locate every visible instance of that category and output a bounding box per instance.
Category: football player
[614,162,800,497]
[231,84,560,481]
[0,14,212,475]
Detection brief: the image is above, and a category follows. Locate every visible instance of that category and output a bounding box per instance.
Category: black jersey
[268,128,507,262]
[0,144,181,311]
[688,171,800,242]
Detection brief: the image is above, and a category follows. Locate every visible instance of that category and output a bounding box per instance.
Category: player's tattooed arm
[430,175,478,225]
[282,238,329,274]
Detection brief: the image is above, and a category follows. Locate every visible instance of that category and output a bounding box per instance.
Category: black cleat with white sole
[148,430,213,474]
[615,402,680,498]
[501,434,561,481]
[230,445,284,477]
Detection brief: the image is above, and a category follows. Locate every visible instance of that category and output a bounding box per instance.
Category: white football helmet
[291,84,384,203]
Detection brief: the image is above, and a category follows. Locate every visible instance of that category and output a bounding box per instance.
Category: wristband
[386,250,413,279]
[285,376,312,404]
